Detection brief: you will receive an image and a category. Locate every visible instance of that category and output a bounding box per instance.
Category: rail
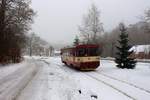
[101,57,150,63]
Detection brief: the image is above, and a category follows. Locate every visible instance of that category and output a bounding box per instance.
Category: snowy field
[0,56,150,100]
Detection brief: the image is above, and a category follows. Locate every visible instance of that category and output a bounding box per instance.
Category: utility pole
[111,42,115,57]
[29,36,32,56]
[29,33,34,56]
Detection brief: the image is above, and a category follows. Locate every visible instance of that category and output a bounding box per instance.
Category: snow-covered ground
[0,59,39,100]
[1,56,150,100]
[16,57,150,100]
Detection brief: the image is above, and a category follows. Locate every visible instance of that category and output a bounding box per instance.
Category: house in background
[53,50,61,56]
[130,45,150,59]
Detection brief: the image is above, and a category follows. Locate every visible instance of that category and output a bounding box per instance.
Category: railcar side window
[75,47,100,57]
[88,48,99,56]
[77,48,86,57]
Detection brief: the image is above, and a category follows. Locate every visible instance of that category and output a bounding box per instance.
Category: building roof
[54,50,61,54]
[130,45,150,54]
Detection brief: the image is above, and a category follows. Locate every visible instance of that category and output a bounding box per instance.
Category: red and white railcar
[61,44,100,70]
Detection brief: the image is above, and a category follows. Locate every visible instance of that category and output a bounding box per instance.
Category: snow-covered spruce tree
[73,36,80,46]
[115,23,136,69]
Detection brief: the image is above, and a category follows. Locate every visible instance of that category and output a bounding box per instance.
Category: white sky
[31,0,150,47]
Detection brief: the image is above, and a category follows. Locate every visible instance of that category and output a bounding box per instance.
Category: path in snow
[16,60,86,100]
[0,59,38,100]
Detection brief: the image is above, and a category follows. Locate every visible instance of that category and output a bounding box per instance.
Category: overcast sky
[31,0,150,47]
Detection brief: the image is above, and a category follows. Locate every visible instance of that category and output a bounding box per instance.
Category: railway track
[94,72,150,94]
[85,73,136,100]
[84,71,150,100]
[51,63,137,100]
[43,60,150,100]
[55,62,150,94]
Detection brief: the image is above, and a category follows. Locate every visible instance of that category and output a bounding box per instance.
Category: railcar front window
[88,48,99,56]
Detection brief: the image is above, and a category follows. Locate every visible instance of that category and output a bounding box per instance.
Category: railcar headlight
[78,58,83,62]
[77,58,80,61]
[96,57,100,60]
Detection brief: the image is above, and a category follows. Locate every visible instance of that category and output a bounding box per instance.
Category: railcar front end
[61,44,101,71]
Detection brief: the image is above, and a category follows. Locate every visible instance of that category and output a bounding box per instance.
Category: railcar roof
[75,44,99,48]
[61,47,74,51]
[61,44,99,51]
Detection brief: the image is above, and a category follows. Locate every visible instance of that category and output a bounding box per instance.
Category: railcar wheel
[64,62,67,65]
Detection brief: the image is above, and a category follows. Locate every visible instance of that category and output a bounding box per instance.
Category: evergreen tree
[73,36,80,46]
[115,23,136,69]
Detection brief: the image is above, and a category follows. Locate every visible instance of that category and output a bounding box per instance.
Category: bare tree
[25,33,53,57]
[143,9,150,54]
[0,0,35,63]
[144,9,150,23]
[78,4,104,44]
[140,8,150,35]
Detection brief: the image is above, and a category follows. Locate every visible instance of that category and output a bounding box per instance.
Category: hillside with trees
[101,9,150,57]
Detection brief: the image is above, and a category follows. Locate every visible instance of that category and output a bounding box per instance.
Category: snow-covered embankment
[0,59,39,100]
